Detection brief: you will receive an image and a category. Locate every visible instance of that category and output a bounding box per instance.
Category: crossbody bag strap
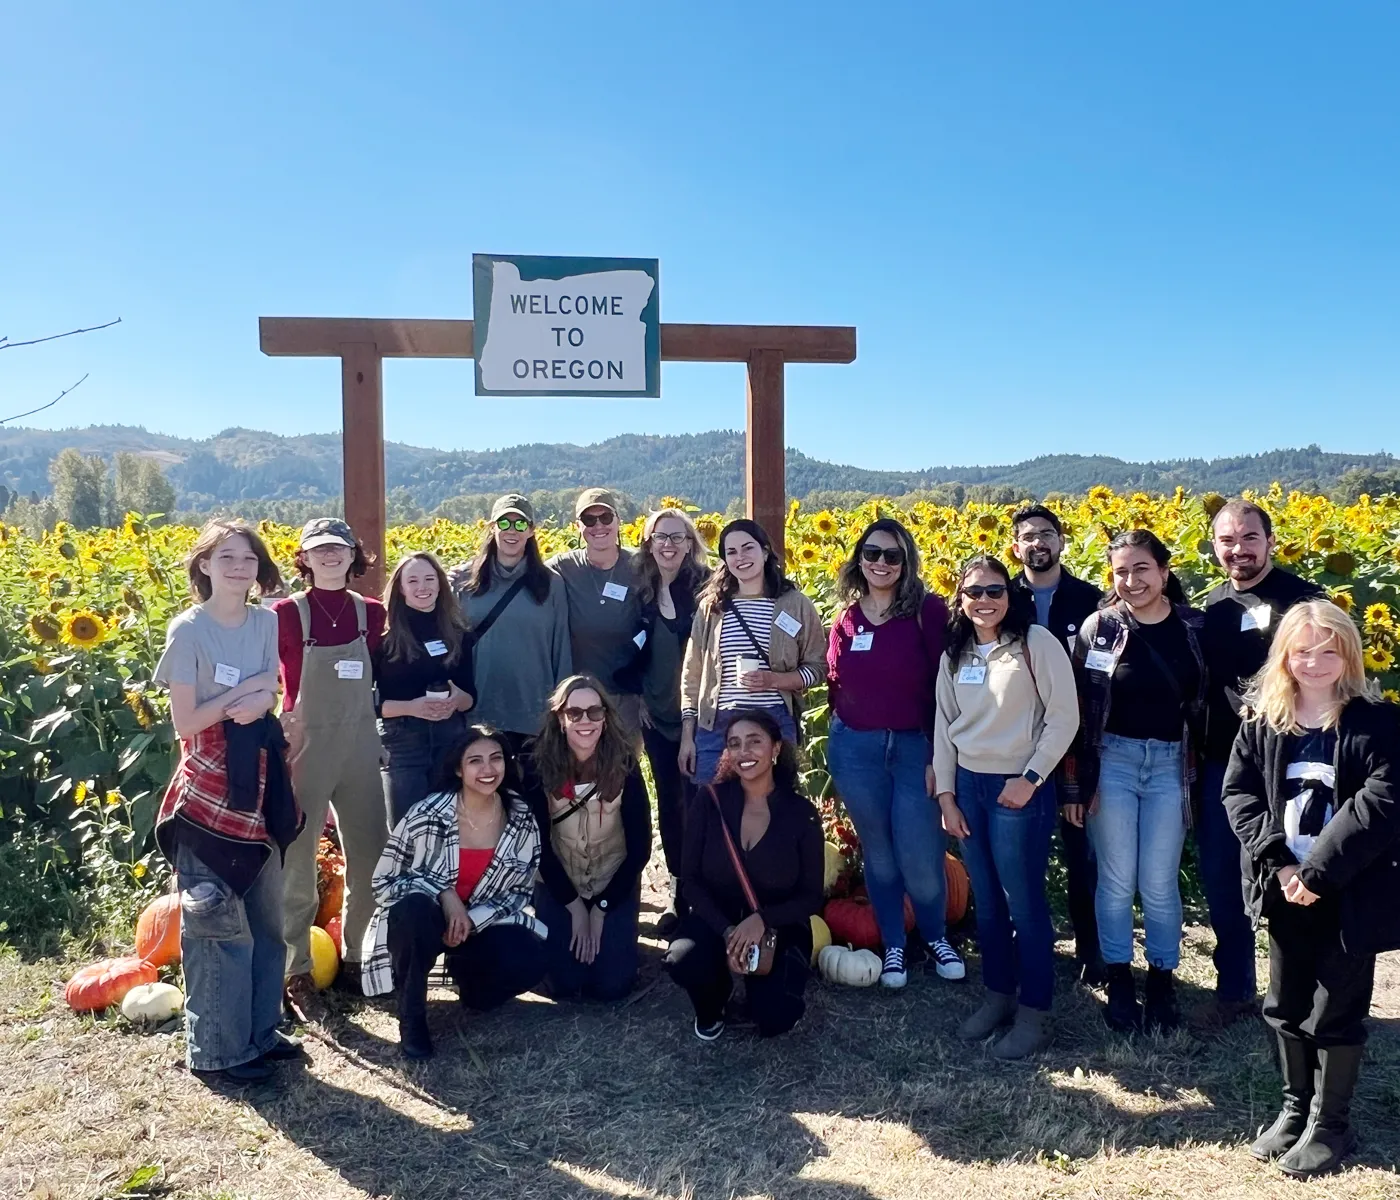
[471,577,528,644]
[1135,629,1187,712]
[723,598,770,665]
[707,784,761,914]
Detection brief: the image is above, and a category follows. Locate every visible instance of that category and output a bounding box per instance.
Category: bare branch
[0,374,89,425]
[0,317,121,351]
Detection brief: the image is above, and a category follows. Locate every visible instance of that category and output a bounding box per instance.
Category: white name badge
[1241,606,1272,632]
[602,581,629,602]
[335,660,364,680]
[424,639,448,657]
[1084,649,1116,674]
[851,631,875,652]
[633,629,647,648]
[213,662,241,687]
[958,663,987,685]
[774,610,803,637]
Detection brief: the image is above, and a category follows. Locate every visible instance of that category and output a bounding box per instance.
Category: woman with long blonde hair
[1223,600,1400,1179]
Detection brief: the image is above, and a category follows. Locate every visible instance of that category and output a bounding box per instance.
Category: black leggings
[642,725,692,900]
[1264,898,1375,1048]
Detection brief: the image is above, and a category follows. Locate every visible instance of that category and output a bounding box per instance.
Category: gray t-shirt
[1031,584,1056,628]
[154,604,279,706]
[546,547,644,695]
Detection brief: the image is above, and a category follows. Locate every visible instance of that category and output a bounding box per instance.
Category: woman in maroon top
[272,518,387,1006]
[826,518,964,987]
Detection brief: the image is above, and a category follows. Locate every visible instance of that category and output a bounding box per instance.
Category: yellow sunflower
[1331,591,1354,614]
[29,612,62,643]
[1277,542,1305,565]
[976,513,999,532]
[1383,689,1400,704]
[814,513,837,536]
[800,545,818,563]
[1363,645,1394,672]
[62,610,108,650]
[1364,603,1394,628]
[695,518,721,546]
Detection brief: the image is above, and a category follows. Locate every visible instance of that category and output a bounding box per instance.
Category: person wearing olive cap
[457,494,573,757]
[271,518,388,1007]
[545,488,645,737]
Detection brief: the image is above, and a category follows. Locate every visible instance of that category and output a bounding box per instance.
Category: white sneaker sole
[934,960,967,981]
[880,971,908,989]
[693,1021,724,1042]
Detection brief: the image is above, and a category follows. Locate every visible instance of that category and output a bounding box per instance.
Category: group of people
[150,489,1400,1181]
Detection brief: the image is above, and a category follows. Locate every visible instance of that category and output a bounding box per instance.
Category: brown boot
[284,972,328,1023]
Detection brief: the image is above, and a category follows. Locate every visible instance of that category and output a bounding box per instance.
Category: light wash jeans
[177,840,286,1071]
[1087,733,1187,970]
[827,717,946,950]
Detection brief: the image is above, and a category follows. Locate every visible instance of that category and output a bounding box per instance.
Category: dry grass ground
[3,865,1398,1200]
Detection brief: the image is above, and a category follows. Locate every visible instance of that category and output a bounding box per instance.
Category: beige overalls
[282,592,387,973]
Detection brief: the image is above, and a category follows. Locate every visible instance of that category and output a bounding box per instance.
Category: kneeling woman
[528,676,652,1001]
[361,726,548,1059]
[666,709,824,1040]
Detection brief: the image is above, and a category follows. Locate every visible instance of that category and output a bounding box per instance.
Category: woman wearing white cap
[272,517,388,1006]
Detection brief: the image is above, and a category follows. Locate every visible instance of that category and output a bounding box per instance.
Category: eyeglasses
[961,584,1008,600]
[1015,527,1060,544]
[497,517,531,531]
[562,705,607,723]
[860,545,906,567]
[652,532,691,546]
[579,511,616,528]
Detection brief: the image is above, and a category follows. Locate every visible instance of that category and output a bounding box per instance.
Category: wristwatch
[1021,768,1045,788]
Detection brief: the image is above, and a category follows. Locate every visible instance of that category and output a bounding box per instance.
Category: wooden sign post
[259,317,857,593]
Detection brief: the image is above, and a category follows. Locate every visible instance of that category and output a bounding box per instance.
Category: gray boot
[992,1005,1052,1059]
[957,990,1017,1041]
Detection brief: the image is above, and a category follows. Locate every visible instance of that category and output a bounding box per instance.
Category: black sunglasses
[562,705,607,723]
[860,545,906,567]
[497,517,531,531]
[962,584,1008,600]
[579,511,616,528]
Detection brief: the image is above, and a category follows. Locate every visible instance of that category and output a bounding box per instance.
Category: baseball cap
[299,517,356,550]
[491,494,536,524]
[575,487,619,519]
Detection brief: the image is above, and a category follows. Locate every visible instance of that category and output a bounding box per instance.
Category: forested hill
[1,424,1395,514]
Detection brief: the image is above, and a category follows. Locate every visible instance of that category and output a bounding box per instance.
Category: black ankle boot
[1143,966,1180,1032]
[1278,1044,1362,1179]
[1104,963,1140,1032]
[398,1009,433,1060]
[1252,1036,1316,1161]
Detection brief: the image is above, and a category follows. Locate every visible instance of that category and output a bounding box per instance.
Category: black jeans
[642,724,692,910]
[386,892,548,1019]
[379,713,468,828]
[533,882,641,1001]
[665,914,812,1037]
[1265,897,1375,1048]
[1057,811,1101,964]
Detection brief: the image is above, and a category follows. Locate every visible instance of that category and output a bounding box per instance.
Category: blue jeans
[827,718,946,949]
[176,840,286,1072]
[1088,734,1187,970]
[693,705,796,786]
[954,767,1057,1010]
[1197,760,1258,1002]
[532,882,641,1001]
[379,712,467,827]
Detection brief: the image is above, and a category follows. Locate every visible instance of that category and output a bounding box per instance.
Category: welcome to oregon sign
[472,254,660,397]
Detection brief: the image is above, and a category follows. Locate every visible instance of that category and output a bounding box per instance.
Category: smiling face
[458,737,506,800]
[859,529,904,593]
[304,542,352,584]
[558,685,605,760]
[1013,518,1062,573]
[1213,509,1274,585]
[577,506,617,554]
[723,530,767,591]
[725,718,778,786]
[958,564,1009,635]
[399,557,440,613]
[201,533,260,600]
[649,515,691,574]
[1287,624,1346,696]
[1110,546,1170,610]
[494,513,533,566]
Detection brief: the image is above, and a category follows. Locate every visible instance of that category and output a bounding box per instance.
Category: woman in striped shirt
[679,520,827,785]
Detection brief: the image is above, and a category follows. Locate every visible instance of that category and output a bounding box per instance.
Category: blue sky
[3,2,1398,471]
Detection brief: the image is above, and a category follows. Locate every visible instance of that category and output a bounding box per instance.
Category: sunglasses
[860,545,906,567]
[579,511,616,528]
[961,584,1008,600]
[562,705,607,723]
[497,517,531,532]
[652,531,691,546]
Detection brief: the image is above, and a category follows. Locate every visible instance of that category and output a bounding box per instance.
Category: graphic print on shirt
[1283,744,1336,862]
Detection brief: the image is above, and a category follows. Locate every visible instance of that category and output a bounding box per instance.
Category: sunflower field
[2,485,1399,951]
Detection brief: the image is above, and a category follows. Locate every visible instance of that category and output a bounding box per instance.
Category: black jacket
[1223,697,1400,956]
[614,571,702,694]
[1011,569,1103,657]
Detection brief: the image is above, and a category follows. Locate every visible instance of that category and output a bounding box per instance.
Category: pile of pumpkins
[812,839,971,989]
[64,836,346,1019]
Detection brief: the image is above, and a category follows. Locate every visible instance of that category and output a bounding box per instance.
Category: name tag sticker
[213,662,241,687]
[958,663,987,685]
[424,639,448,657]
[335,660,364,680]
[851,631,875,652]
[1084,649,1116,674]
[633,629,647,648]
[774,610,803,637]
[602,581,629,602]
[1241,606,1272,632]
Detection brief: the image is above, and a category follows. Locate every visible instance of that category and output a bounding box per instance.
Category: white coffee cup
[734,656,764,684]
[426,689,451,701]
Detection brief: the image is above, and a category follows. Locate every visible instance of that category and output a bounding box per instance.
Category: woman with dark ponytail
[1063,530,1206,1035]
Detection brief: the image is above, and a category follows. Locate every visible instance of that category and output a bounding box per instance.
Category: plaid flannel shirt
[360,789,546,997]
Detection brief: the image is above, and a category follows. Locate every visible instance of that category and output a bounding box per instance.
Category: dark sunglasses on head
[860,545,906,567]
[962,584,1008,600]
[579,511,616,528]
[497,517,531,531]
[562,705,607,723]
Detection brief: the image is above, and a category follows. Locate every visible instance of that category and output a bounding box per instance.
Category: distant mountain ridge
[1,424,1395,513]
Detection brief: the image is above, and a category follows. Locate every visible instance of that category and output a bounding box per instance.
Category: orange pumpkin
[324,915,343,955]
[944,852,971,924]
[65,957,159,1013]
[315,836,345,928]
[134,893,182,967]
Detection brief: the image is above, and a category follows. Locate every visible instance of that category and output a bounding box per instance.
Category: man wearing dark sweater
[1009,505,1106,986]
[1196,498,1323,1027]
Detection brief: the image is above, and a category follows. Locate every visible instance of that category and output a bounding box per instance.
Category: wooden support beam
[746,349,787,562]
[339,343,387,596]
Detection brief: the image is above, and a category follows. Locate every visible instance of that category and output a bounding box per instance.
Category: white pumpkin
[817,944,882,987]
[120,981,184,1025]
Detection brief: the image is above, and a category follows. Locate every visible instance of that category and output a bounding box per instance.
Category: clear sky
[3,2,1397,471]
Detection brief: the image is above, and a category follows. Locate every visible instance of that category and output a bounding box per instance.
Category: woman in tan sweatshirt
[934,555,1078,1059]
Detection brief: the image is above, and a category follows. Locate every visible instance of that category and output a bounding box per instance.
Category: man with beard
[1009,505,1106,986]
[1197,498,1323,1028]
